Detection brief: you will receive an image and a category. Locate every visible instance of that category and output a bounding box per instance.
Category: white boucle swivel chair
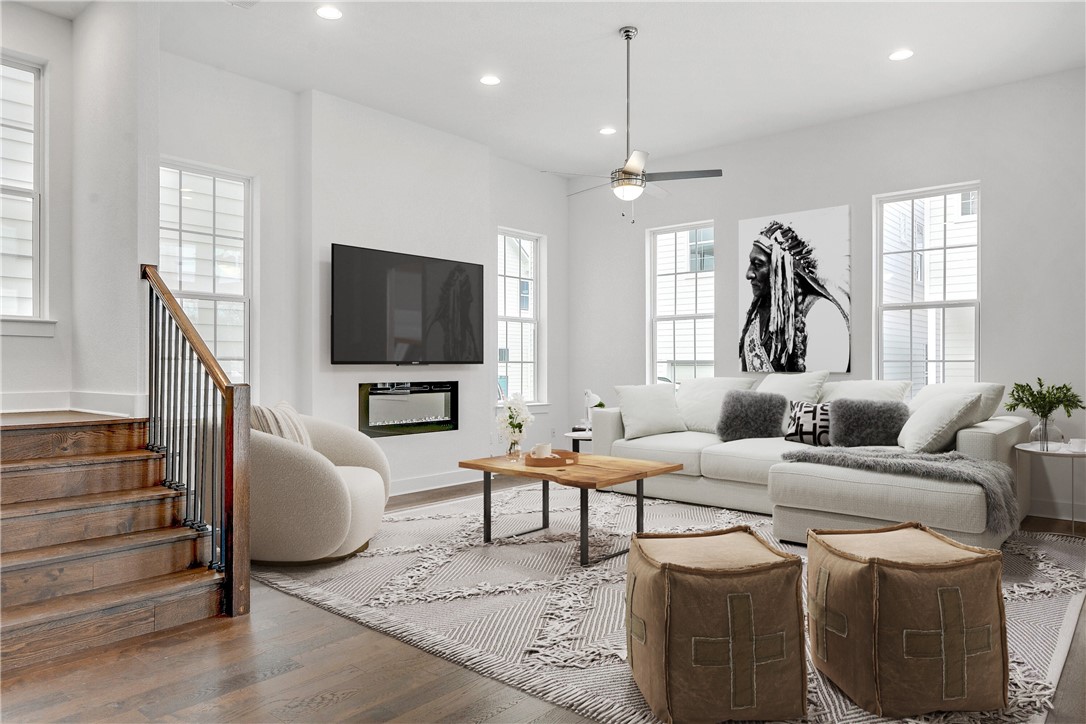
[250,406,390,563]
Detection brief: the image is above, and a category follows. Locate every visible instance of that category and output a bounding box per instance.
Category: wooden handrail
[141,264,232,394]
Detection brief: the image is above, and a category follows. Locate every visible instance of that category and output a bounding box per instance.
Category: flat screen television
[331,244,484,364]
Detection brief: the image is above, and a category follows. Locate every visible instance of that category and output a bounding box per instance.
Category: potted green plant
[1004,378,1085,450]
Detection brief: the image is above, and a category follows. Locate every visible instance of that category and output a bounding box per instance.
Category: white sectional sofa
[591,375,1029,549]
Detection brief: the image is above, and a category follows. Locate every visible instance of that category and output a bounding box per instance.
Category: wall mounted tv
[331,244,484,365]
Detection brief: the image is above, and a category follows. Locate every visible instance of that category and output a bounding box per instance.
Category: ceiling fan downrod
[620,26,637,163]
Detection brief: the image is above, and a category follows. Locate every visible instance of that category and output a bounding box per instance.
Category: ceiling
[25,1,1086,176]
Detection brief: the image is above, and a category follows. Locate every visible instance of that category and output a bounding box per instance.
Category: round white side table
[1015,442,1085,537]
[564,430,592,453]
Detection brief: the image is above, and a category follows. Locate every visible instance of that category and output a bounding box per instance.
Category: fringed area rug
[253,486,1086,724]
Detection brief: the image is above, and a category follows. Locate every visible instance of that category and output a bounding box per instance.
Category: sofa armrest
[956,415,1030,523]
[250,430,351,561]
[301,415,390,501]
[590,407,624,456]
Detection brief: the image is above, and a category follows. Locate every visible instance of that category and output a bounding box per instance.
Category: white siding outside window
[0,60,42,317]
[159,165,250,383]
[876,184,979,395]
[497,232,539,402]
[651,223,715,383]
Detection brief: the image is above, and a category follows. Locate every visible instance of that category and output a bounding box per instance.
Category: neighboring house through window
[158,164,251,383]
[651,223,715,383]
[876,183,979,394]
[1,60,42,317]
[497,231,540,402]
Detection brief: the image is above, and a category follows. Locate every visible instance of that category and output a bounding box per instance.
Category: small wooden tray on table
[523,449,578,467]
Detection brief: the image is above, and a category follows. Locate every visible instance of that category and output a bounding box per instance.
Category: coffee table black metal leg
[542,480,549,529]
[636,478,644,532]
[580,488,590,566]
[483,471,492,543]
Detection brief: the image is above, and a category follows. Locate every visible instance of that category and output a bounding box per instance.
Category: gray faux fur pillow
[829,398,911,447]
[717,390,789,442]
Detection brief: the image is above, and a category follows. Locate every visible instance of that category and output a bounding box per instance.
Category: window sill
[495,401,551,413]
[1,317,58,338]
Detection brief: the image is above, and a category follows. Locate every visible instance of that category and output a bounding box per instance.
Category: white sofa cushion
[612,431,720,477]
[899,393,982,453]
[700,437,811,486]
[757,370,830,433]
[818,379,911,402]
[676,377,758,433]
[615,383,687,440]
[909,382,1005,426]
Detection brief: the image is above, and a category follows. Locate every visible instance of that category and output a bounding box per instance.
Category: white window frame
[873,181,981,391]
[648,221,716,384]
[1,58,44,321]
[158,161,252,384]
[497,229,544,404]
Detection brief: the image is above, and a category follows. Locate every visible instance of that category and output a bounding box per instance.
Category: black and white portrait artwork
[738,206,851,373]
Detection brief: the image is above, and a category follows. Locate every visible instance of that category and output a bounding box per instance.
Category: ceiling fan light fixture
[611,172,645,201]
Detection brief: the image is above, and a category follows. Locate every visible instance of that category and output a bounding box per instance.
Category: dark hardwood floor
[1,479,1082,723]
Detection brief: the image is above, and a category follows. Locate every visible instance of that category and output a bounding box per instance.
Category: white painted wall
[69,2,159,416]
[299,91,570,494]
[569,69,1086,519]
[158,52,300,405]
[0,3,74,411]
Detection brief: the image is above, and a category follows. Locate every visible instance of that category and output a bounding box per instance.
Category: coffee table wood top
[459,453,682,490]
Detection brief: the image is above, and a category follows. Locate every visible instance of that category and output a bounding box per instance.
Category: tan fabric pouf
[807,521,1008,718]
[626,526,806,723]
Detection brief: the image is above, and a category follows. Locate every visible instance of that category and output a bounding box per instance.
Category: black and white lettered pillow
[785,401,832,446]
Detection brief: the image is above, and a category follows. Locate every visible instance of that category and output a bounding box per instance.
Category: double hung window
[876,184,980,393]
[497,232,539,401]
[1,60,42,317]
[651,224,715,383]
[158,165,251,383]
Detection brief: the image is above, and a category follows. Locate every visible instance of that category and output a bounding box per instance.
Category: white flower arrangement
[496,393,534,450]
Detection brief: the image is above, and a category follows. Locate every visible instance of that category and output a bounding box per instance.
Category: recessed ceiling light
[315,6,342,20]
[889,48,914,61]
[480,75,501,86]
[599,127,617,135]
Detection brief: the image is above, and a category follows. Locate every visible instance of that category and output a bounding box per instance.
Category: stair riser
[0,585,223,672]
[1,459,166,504]
[1,499,183,553]
[1,537,209,607]
[1,423,148,461]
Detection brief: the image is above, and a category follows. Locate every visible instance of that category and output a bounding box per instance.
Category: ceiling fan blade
[566,181,611,198]
[542,171,611,179]
[622,150,649,175]
[643,169,723,182]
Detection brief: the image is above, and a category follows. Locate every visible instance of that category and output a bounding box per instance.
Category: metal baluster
[164,319,175,486]
[183,339,194,526]
[197,368,209,532]
[154,299,166,453]
[211,393,222,570]
[148,287,156,448]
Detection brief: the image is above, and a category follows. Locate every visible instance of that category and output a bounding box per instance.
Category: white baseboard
[69,391,147,418]
[390,469,482,496]
[0,390,71,412]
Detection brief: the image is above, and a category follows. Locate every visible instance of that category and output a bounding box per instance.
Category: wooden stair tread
[1,568,224,631]
[0,413,145,431]
[0,487,180,520]
[0,527,207,572]
[1,449,163,473]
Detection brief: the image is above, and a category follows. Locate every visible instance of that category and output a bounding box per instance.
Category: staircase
[0,413,225,672]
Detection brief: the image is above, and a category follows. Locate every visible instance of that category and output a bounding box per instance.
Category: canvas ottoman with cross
[807,521,1008,718]
[625,526,807,722]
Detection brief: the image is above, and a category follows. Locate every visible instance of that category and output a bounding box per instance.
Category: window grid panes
[497,233,539,402]
[877,186,979,395]
[1,61,41,317]
[652,224,715,383]
[159,165,250,383]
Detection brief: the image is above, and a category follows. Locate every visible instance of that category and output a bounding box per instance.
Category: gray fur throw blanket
[781,447,1019,536]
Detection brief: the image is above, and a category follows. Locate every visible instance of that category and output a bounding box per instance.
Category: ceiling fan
[581,26,722,201]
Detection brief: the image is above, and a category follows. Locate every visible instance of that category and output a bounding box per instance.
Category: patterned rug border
[253,490,1086,724]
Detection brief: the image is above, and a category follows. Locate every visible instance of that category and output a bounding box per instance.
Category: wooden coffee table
[459,453,682,565]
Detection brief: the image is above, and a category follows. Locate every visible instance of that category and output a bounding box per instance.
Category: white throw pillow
[898,393,982,453]
[757,370,830,433]
[909,383,1005,426]
[615,384,687,440]
[676,377,758,433]
[819,379,911,402]
[251,401,313,449]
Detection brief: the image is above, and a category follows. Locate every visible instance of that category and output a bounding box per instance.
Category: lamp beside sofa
[591,373,1029,548]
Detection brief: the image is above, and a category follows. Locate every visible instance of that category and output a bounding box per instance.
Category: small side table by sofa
[1015,442,1084,536]
[564,430,592,453]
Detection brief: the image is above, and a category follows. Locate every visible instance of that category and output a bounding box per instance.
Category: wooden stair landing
[1,413,226,672]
